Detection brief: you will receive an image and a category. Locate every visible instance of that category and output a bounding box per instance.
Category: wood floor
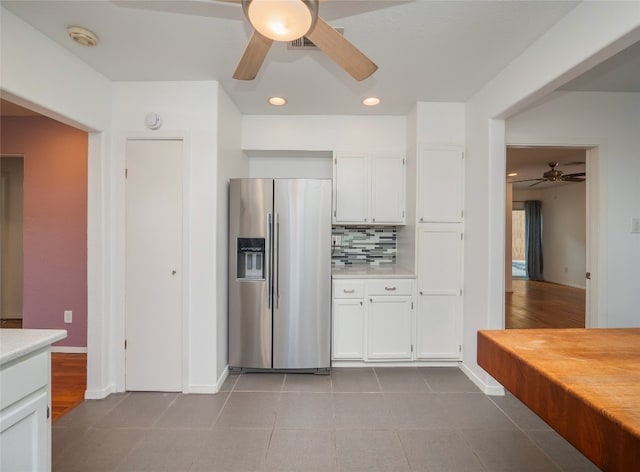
[505,279,585,329]
[51,353,87,422]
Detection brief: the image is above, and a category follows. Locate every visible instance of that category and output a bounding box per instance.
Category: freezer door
[228,179,273,369]
[273,179,332,369]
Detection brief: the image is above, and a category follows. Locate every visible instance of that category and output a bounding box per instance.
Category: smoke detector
[67,26,98,47]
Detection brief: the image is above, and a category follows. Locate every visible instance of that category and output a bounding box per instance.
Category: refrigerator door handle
[267,212,272,309]
[275,213,280,309]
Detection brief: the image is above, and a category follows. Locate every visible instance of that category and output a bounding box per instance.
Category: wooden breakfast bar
[478,328,640,472]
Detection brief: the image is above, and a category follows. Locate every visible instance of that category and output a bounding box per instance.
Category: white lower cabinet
[332,299,365,360]
[416,224,463,360]
[367,296,412,359]
[332,278,415,362]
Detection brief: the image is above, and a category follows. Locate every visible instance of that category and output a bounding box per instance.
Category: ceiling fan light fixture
[507,172,518,177]
[363,97,380,106]
[243,0,318,42]
[67,25,98,47]
[268,96,287,106]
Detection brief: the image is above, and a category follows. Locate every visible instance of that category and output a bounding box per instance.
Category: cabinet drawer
[0,351,48,410]
[367,279,413,296]
[333,280,365,298]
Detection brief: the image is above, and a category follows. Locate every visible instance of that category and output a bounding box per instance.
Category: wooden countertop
[478,328,640,472]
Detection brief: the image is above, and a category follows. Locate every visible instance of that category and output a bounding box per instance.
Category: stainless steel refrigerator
[228,179,331,372]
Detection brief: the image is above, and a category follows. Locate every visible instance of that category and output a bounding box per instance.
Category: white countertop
[0,329,67,365]
[332,265,415,279]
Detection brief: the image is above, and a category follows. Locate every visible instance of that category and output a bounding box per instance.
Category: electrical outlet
[64,310,72,323]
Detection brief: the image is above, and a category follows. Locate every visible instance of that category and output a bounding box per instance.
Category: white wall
[242,115,406,153]
[216,87,247,384]
[508,92,640,324]
[1,7,113,398]
[463,2,640,393]
[111,81,223,393]
[514,183,587,289]
[249,156,332,179]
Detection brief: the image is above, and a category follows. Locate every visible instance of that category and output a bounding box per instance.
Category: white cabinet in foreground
[332,280,365,360]
[0,329,66,472]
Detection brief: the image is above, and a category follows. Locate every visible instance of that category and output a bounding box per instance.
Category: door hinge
[402,210,405,218]
[460,288,462,296]
[334,158,337,164]
[586,272,591,280]
[411,344,414,353]
[333,210,336,217]
[459,345,462,352]
[46,405,50,419]
[125,339,127,350]
[402,158,405,165]
[461,209,464,218]
[411,301,414,309]
[460,232,464,240]
[125,168,128,179]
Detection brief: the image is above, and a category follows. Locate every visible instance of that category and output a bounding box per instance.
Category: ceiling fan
[513,162,586,188]
[223,0,378,81]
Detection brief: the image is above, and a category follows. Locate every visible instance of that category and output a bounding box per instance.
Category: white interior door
[125,139,183,391]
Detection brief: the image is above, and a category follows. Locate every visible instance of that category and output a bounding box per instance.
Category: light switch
[632,218,640,234]
[64,310,72,323]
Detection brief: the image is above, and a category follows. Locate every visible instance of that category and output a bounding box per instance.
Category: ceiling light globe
[244,0,317,42]
[362,97,380,106]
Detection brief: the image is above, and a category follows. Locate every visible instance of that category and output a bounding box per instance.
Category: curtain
[524,200,543,281]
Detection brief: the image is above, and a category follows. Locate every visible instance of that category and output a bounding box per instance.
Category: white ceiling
[2,0,589,115]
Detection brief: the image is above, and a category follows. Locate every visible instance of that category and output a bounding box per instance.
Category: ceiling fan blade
[562,177,586,182]
[563,172,586,178]
[305,16,377,81]
[512,178,545,183]
[528,180,547,188]
[233,31,273,80]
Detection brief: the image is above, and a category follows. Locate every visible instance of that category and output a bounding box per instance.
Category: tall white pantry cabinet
[416,147,465,360]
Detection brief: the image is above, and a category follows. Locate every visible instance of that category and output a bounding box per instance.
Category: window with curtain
[524,200,543,281]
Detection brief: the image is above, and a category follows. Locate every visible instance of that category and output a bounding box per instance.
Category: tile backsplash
[332,226,396,266]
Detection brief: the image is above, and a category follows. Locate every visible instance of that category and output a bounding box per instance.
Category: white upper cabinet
[370,154,405,224]
[333,154,369,224]
[417,147,464,223]
[333,153,405,225]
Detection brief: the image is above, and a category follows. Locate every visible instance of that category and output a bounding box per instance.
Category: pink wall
[1,116,87,347]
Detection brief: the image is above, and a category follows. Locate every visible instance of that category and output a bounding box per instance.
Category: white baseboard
[544,279,586,290]
[459,362,505,396]
[331,360,460,368]
[85,383,116,400]
[51,346,87,353]
[186,367,229,394]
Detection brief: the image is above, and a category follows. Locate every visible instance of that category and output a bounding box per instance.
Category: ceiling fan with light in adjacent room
[224,0,378,81]
[512,162,586,188]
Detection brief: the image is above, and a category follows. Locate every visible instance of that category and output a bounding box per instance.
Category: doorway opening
[505,146,588,329]
[1,155,24,327]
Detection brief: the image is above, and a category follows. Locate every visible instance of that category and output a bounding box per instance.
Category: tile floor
[52,367,600,471]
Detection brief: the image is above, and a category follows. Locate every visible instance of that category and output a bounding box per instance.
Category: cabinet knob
[420,217,424,222]
[384,286,397,291]
[343,289,355,294]
[419,290,423,295]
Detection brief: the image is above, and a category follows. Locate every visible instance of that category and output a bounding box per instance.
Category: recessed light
[67,26,98,47]
[268,97,287,106]
[507,172,518,177]
[362,97,380,106]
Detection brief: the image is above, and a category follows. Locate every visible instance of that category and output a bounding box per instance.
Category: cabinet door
[334,154,369,224]
[371,155,405,224]
[332,299,365,360]
[418,148,464,222]
[367,296,412,359]
[0,389,48,472]
[416,225,462,359]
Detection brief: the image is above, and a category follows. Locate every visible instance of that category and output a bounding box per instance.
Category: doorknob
[171,270,177,275]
